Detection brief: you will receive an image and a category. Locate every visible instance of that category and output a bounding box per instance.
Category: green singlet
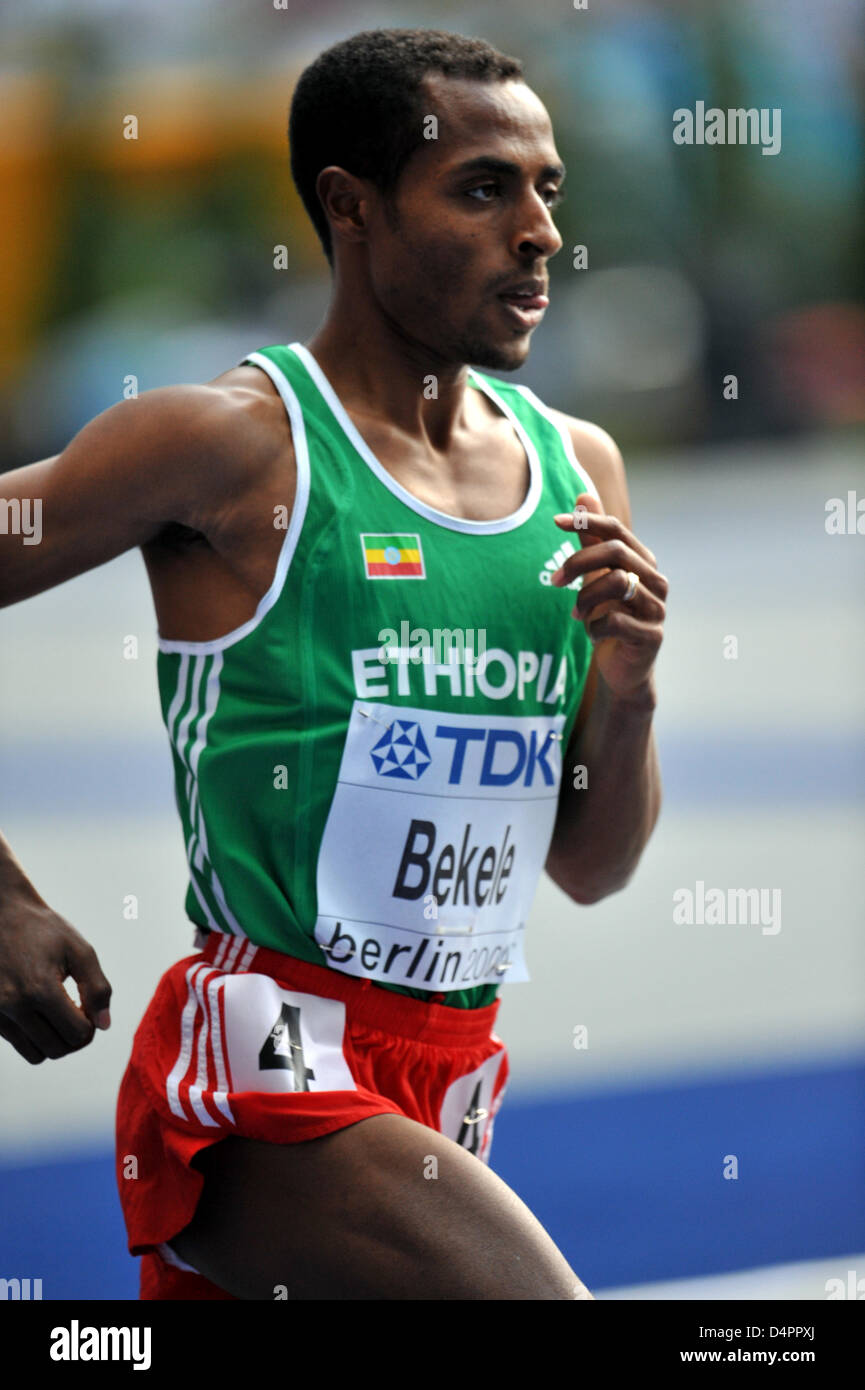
[157,342,597,1008]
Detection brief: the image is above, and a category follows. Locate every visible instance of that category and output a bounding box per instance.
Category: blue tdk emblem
[370,720,432,780]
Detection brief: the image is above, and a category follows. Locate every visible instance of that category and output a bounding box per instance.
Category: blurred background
[1,0,863,1300]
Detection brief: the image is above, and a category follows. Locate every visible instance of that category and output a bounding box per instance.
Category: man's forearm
[547,676,661,904]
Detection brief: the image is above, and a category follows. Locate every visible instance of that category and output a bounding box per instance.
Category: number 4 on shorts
[258,1003,316,1091]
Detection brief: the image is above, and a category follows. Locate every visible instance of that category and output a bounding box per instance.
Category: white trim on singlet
[512,383,601,503]
[156,351,311,655]
[287,341,544,535]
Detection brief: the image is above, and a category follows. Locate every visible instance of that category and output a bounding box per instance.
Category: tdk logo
[371,720,558,789]
[371,720,432,780]
[438,725,557,787]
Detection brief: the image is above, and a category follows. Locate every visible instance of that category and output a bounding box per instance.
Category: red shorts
[116,930,509,1300]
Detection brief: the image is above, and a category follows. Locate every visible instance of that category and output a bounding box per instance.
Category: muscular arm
[0,373,285,1061]
[544,420,665,905]
[0,381,268,606]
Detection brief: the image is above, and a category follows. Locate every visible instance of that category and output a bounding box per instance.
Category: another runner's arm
[0,383,265,606]
[544,419,663,905]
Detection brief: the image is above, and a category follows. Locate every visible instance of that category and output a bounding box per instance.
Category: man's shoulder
[107,363,292,480]
[543,403,629,522]
[197,362,296,469]
[125,362,295,546]
[150,363,296,508]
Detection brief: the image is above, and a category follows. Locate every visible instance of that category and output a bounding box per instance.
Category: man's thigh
[170,1112,592,1300]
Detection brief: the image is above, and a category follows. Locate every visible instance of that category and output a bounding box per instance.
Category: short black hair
[289,28,524,264]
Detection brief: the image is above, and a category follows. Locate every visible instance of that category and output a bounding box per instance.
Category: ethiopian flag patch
[361,533,426,579]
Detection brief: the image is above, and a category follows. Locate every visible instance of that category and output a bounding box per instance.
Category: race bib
[314,700,564,990]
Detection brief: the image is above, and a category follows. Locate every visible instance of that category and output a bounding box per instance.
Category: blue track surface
[492,1057,865,1289]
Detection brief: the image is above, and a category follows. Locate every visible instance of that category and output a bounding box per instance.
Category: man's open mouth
[497,287,549,327]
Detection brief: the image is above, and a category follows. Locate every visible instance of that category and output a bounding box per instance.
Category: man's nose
[512,190,563,261]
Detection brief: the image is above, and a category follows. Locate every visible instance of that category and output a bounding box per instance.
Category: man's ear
[315,166,370,249]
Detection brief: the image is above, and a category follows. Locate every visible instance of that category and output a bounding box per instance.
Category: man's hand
[552,492,667,703]
[0,895,112,1064]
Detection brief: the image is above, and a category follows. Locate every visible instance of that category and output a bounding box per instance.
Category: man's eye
[464,184,564,207]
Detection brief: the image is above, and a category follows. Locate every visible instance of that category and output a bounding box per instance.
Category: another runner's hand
[0,898,112,1064]
[551,493,667,702]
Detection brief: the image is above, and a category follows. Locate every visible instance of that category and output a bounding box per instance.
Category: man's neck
[305,296,476,453]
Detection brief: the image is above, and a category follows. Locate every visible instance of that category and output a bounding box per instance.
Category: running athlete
[0,30,666,1300]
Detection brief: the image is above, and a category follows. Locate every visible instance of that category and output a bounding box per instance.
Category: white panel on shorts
[438,1049,507,1166]
[221,974,356,1095]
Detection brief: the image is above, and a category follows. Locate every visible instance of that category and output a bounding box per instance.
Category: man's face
[363,75,565,371]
